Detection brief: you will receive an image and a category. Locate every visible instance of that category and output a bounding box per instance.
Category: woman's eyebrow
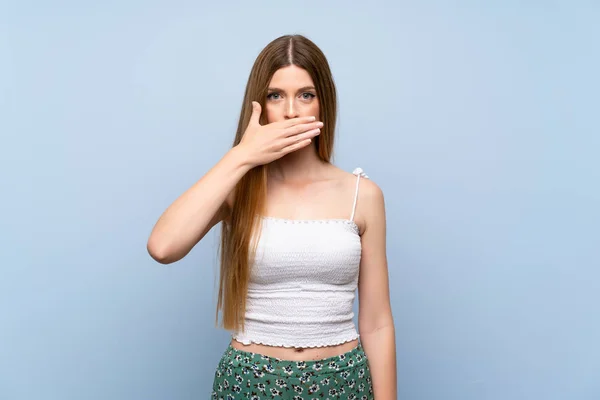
[267,86,316,92]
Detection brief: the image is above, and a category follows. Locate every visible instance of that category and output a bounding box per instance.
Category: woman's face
[265,65,320,124]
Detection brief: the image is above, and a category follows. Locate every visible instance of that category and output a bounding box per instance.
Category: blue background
[1,1,598,399]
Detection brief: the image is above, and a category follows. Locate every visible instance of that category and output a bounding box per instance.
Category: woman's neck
[267,144,328,183]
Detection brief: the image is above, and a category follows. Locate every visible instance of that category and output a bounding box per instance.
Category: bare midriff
[230,338,359,361]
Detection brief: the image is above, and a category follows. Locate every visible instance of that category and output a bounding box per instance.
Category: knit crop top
[231,168,369,348]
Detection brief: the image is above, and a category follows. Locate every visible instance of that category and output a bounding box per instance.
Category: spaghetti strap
[350,167,369,222]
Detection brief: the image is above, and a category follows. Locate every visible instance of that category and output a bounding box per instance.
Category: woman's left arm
[357,179,397,399]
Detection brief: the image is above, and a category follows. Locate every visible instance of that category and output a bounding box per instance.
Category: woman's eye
[267,92,315,100]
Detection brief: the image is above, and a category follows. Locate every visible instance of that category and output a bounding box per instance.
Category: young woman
[147,34,397,399]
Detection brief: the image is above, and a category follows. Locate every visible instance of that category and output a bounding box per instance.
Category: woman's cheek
[265,107,278,124]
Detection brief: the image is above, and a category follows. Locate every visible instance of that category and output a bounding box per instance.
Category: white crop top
[231,168,369,348]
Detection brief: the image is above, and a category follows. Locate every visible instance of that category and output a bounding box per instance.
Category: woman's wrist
[227,144,256,172]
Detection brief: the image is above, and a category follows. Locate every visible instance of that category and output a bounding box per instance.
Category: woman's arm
[147,146,252,264]
[146,104,322,265]
[357,179,397,399]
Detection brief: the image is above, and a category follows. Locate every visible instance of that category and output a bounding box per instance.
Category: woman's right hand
[236,101,323,167]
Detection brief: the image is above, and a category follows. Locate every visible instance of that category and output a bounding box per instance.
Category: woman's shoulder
[326,165,384,233]
[327,165,383,197]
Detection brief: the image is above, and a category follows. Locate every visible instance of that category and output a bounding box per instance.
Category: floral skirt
[211,342,374,399]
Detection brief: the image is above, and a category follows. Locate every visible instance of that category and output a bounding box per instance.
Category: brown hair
[215,34,338,333]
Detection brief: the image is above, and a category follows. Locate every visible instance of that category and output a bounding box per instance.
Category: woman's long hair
[215,34,338,333]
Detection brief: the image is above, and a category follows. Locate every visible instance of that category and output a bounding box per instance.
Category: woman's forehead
[269,65,314,88]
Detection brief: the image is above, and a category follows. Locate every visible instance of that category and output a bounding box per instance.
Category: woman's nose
[284,100,299,119]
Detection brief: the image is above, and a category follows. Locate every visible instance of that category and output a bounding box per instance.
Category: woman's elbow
[147,236,180,264]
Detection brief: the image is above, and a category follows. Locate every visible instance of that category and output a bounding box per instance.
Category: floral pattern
[211,343,373,399]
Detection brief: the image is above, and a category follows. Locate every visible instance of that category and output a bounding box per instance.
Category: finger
[249,101,262,126]
[281,138,312,154]
[281,115,317,128]
[282,128,320,146]
[283,121,323,137]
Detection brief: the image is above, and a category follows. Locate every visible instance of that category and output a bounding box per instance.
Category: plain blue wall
[1,1,598,399]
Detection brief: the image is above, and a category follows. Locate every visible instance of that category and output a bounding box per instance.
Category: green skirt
[211,342,374,399]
